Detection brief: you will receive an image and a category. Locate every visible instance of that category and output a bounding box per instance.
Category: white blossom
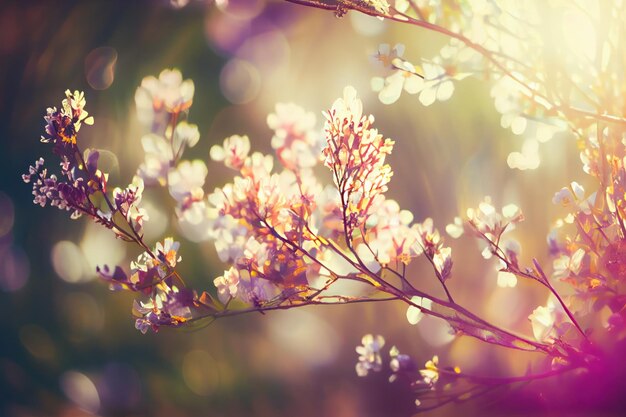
[355,334,385,377]
[210,135,251,170]
[406,296,433,325]
[168,160,207,204]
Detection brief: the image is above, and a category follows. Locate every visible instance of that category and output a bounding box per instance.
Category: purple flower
[25,92,102,221]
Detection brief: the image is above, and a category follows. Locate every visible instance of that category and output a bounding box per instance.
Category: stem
[250,211,546,353]
[187,295,400,323]
[473,223,589,343]
[438,365,578,386]
[545,280,589,342]
[408,0,426,21]
[414,238,455,303]
[76,147,155,258]
[414,385,500,413]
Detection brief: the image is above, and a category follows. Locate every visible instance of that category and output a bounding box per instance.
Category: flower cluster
[267,103,321,170]
[546,144,626,336]
[361,340,470,409]
[26,81,564,358]
[371,43,424,105]
[27,6,626,404]
[366,1,595,169]
[449,198,524,287]
[135,68,194,135]
[355,334,385,377]
[322,86,394,239]
[203,87,442,307]
[23,91,147,241]
[415,218,453,281]
[28,80,460,340]
[206,131,321,305]
[135,69,202,199]
[98,238,202,333]
[23,90,96,218]
[279,3,626,404]
[372,39,475,107]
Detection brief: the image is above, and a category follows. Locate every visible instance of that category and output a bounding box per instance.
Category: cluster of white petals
[371,44,424,105]
[355,334,385,377]
[267,103,321,170]
[466,197,523,239]
[406,296,433,325]
[365,199,420,266]
[528,297,568,343]
[209,135,251,170]
[133,69,207,243]
[135,68,194,129]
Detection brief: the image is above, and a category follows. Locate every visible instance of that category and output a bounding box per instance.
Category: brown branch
[186,294,401,323]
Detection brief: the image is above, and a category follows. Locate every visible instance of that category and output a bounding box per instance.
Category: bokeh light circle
[219,58,261,104]
[85,46,118,90]
[0,246,29,292]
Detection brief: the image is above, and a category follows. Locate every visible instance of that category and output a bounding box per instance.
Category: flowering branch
[25,76,594,412]
[284,0,626,128]
[25,1,626,410]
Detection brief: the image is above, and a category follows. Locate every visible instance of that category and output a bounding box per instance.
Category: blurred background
[0,0,587,416]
